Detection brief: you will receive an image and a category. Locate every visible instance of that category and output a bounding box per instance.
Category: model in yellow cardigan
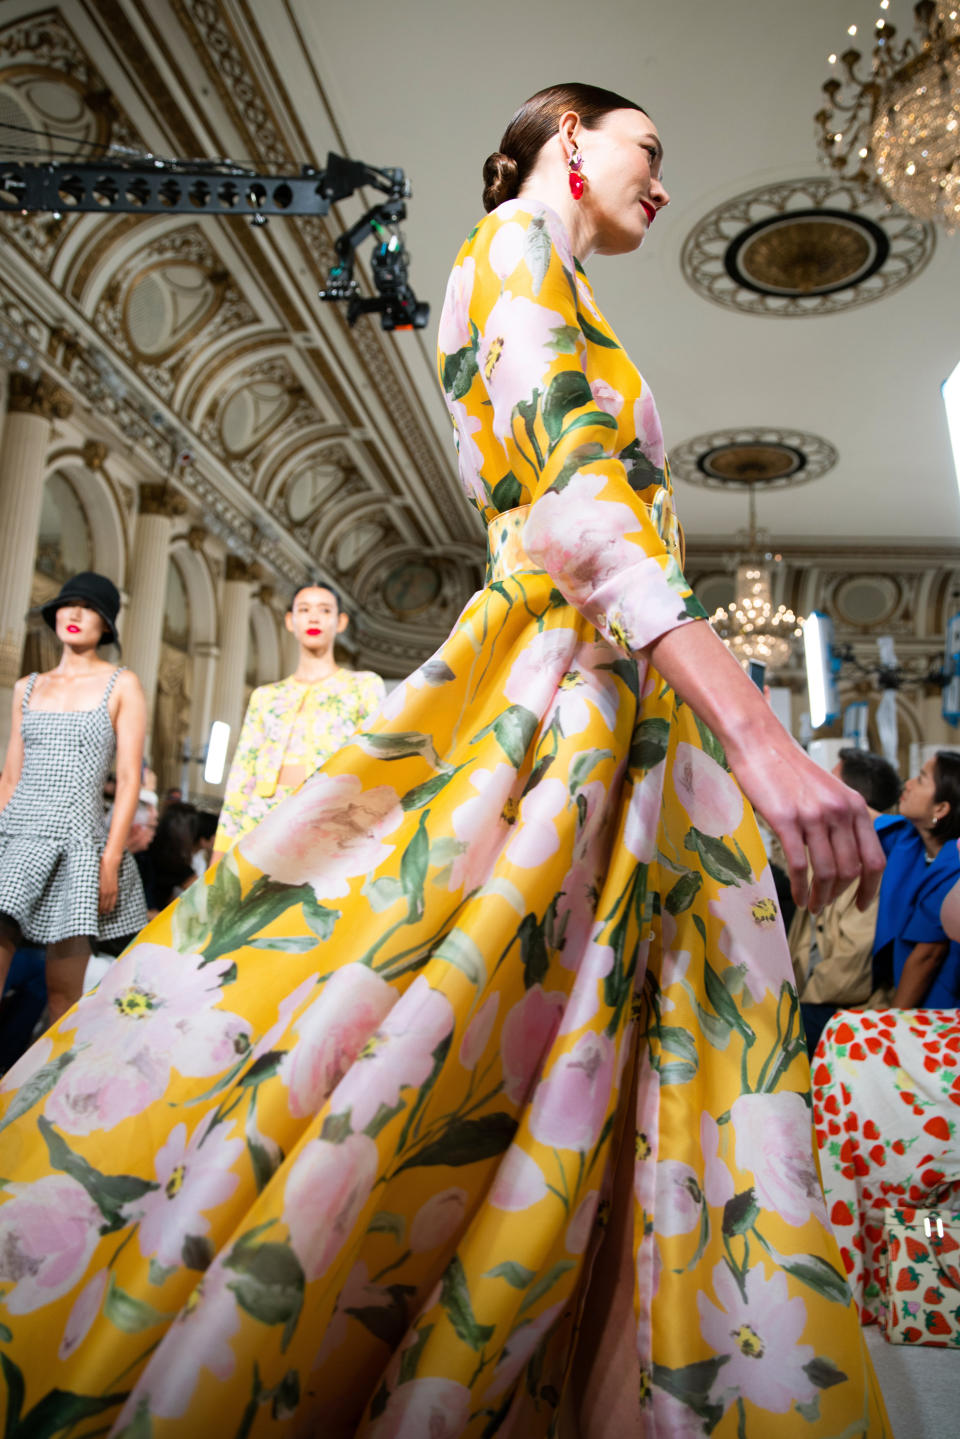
[212,584,385,854]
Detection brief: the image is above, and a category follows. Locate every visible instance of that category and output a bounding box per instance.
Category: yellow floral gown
[0,202,889,1438]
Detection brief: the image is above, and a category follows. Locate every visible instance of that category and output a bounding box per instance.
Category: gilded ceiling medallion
[681,177,934,315]
[669,428,837,491]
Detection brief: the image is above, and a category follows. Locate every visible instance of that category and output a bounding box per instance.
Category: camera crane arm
[0,150,428,329]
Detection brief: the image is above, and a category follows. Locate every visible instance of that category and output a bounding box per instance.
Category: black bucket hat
[39,572,121,648]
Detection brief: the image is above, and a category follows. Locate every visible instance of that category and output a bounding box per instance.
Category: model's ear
[336,611,349,635]
[284,611,295,633]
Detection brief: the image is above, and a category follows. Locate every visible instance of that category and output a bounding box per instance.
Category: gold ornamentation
[669,428,837,492]
[738,219,872,293]
[139,482,188,519]
[7,372,73,420]
[225,555,262,584]
[82,439,108,471]
[187,525,207,551]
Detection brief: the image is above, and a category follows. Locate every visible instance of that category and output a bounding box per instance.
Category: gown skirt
[0,509,889,1435]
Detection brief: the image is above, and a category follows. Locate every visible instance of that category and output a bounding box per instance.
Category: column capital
[139,482,189,519]
[8,372,73,421]
[225,555,262,584]
[257,582,276,606]
[82,439,109,471]
[187,524,207,551]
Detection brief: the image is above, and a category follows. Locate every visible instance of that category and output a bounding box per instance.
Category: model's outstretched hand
[647,619,885,913]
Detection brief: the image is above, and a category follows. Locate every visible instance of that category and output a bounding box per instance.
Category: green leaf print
[619,438,666,491]
[246,1133,282,1193]
[368,1210,406,1242]
[421,659,456,686]
[630,718,670,772]
[401,770,462,812]
[148,1259,176,1286]
[485,1261,537,1288]
[400,811,430,921]
[399,1322,434,1384]
[348,1285,416,1348]
[395,1111,518,1173]
[548,324,581,355]
[13,1390,135,1439]
[569,748,614,796]
[658,1026,699,1067]
[181,1234,215,1271]
[442,343,479,401]
[518,911,549,989]
[658,1061,698,1086]
[491,472,522,511]
[271,1370,301,1422]
[440,1255,495,1350]
[321,1112,352,1143]
[542,371,594,445]
[471,703,539,769]
[683,829,753,887]
[224,1235,305,1350]
[774,1252,852,1307]
[553,410,617,452]
[576,312,619,349]
[664,871,702,915]
[803,1356,849,1389]
[0,1049,75,1134]
[1,1352,24,1435]
[524,216,552,294]
[703,962,755,1045]
[300,895,340,939]
[246,936,318,954]
[652,1357,727,1427]
[517,1260,576,1314]
[38,1116,157,1231]
[433,928,486,986]
[104,1275,171,1333]
[358,730,446,770]
[722,1189,760,1237]
[551,441,609,493]
[363,874,404,912]
[691,713,729,770]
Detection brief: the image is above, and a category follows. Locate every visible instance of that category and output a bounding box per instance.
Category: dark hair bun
[482,151,520,212]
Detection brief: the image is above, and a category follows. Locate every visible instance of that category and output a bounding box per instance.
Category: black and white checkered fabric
[0,669,147,944]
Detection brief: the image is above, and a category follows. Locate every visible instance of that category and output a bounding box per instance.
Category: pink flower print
[448,763,517,894]
[409,1188,468,1253]
[58,1269,107,1360]
[505,777,567,869]
[623,760,666,865]
[524,474,645,613]
[124,1273,241,1421]
[0,1174,102,1314]
[700,1113,735,1208]
[368,1376,471,1439]
[659,910,692,993]
[530,1031,615,1152]
[500,984,566,1104]
[709,872,788,1005]
[437,255,475,357]
[281,964,396,1119]
[633,385,665,471]
[459,991,500,1069]
[448,397,486,507]
[485,1301,564,1399]
[283,1132,379,1282]
[1,1034,52,1092]
[566,1188,600,1254]
[655,1161,703,1237]
[731,1092,826,1228]
[248,974,318,1065]
[697,1261,816,1414]
[545,641,622,738]
[240,773,403,901]
[44,1046,169,1136]
[590,378,624,418]
[649,1388,709,1437]
[128,1119,242,1268]
[331,975,455,1132]
[489,1146,548,1211]
[577,273,603,322]
[488,220,526,281]
[535,202,577,274]
[479,290,570,442]
[317,1260,394,1365]
[555,864,602,969]
[559,935,615,1034]
[672,743,743,839]
[504,627,580,714]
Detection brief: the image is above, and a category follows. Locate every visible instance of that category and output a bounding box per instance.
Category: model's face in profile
[55,602,105,649]
[899,758,942,829]
[286,587,347,649]
[581,108,670,256]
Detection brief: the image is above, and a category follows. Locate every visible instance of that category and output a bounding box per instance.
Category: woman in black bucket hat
[0,571,147,1024]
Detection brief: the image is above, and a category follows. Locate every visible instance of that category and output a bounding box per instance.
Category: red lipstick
[640,199,657,226]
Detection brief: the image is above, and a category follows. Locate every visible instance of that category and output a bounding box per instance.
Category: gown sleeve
[451,204,707,657]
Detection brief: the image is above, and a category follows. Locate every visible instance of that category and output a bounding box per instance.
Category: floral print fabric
[214,669,386,850]
[0,202,888,1437]
[815,1007,960,1323]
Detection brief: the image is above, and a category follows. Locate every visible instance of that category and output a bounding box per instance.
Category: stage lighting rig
[0,148,429,331]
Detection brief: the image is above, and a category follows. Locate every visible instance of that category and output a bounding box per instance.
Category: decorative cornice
[8,372,73,420]
[82,439,108,471]
[225,555,262,584]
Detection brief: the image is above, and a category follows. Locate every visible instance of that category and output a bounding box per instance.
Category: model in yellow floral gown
[0,89,888,1438]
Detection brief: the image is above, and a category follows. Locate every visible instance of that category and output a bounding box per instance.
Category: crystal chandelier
[815,2,960,231]
[709,489,803,670]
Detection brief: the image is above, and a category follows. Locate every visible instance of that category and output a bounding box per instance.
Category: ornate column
[0,374,73,749]
[209,557,257,779]
[188,640,220,798]
[123,484,188,742]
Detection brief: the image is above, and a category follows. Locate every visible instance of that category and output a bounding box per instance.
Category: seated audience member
[192,809,219,879]
[791,748,901,1053]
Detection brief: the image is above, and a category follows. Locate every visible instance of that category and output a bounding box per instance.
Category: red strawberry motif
[924,1115,952,1142]
[848,1042,866,1061]
[922,1168,946,1187]
[924,1286,944,1304]
[863,1119,881,1140]
[903,1325,924,1342]
[831,1200,854,1226]
[813,1062,831,1086]
[869,1144,886,1166]
[865,1036,884,1055]
[844,1112,859,1133]
[938,1232,959,1255]
[824,1094,840,1116]
[828,1119,841,1136]
[833,1021,856,1044]
[926,1310,952,1336]
[906,1237,929,1262]
[924,1057,940,1074]
[897,1265,920,1290]
[840,1247,855,1274]
[841,1083,852,1103]
[853,1154,870,1177]
[852,1232,865,1252]
[861,1015,876,1030]
[900,1091,916,1106]
[883,1047,898,1067]
[879,1012,896,1028]
[892,1140,906,1155]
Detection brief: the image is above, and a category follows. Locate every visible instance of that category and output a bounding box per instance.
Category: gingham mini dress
[0,668,147,944]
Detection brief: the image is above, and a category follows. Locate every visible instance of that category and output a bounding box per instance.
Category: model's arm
[100,670,147,914]
[893,939,949,1007]
[212,692,265,861]
[645,620,884,916]
[0,678,28,815]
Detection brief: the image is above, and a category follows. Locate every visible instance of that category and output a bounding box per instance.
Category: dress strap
[21,673,38,712]
[101,666,126,706]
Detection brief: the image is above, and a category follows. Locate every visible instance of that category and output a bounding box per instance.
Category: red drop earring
[568,147,584,200]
